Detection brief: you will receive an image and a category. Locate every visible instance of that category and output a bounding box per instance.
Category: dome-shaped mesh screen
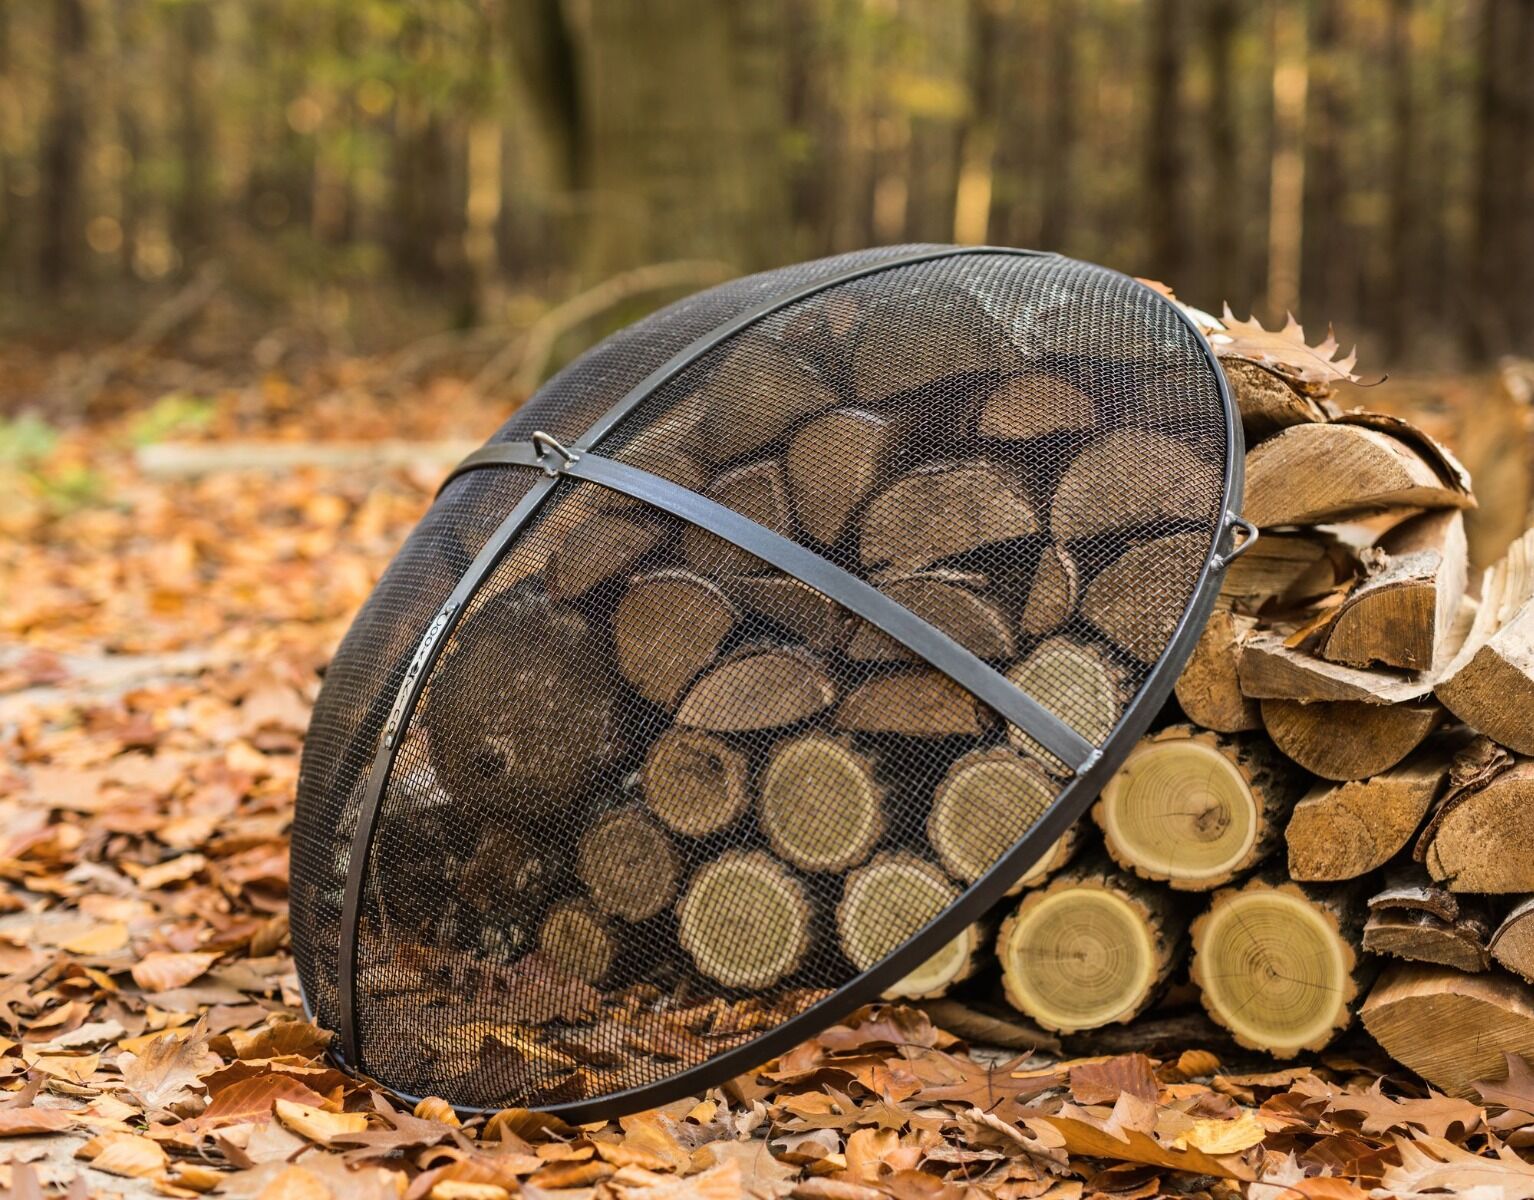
[292,246,1240,1118]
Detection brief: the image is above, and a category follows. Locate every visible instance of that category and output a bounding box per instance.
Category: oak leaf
[1377,1135,1534,1198]
[118,1019,218,1113]
[1215,307,1361,388]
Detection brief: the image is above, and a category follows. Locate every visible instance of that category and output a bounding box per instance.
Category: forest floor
[3,349,1533,1199]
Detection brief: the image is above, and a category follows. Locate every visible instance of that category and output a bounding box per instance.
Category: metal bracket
[381,599,460,748]
[531,431,579,476]
[1211,513,1258,571]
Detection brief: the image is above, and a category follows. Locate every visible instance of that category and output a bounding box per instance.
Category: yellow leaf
[22,1049,100,1083]
[1172,1110,1266,1156]
[132,950,218,992]
[273,1098,369,1146]
[430,1184,510,1200]
[78,1131,169,1178]
[57,922,130,955]
[255,1165,333,1200]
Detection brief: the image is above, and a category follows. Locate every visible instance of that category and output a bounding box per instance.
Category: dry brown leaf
[1169,1111,1265,1155]
[118,1020,218,1112]
[274,1098,370,1145]
[1215,308,1361,387]
[1377,1135,1534,1198]
[0,1107,74,1136]
[131,949,218,992]
[77,1130,170,1178]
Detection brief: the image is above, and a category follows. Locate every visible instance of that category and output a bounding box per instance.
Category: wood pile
[912,319,1534,1099]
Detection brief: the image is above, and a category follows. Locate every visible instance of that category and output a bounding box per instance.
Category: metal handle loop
[531,431,579,475]
[1212,514,1259,570]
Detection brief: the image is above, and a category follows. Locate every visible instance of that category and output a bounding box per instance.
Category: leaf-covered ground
[5,363,1534,1199]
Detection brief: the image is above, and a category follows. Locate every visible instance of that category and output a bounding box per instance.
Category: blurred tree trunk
[1302,0,1348,326]
[39,0,88,292]
[174,0,214,266]
[1265,0,1307,318]
[1515,0,1534,349]
[115,0,145,278]
[559,0,791,275]
[1470,0,1515,354]
[1143,0,1186,281]
[1037,0,1076,251]
[0,0,12,272]
[1384,0,1416,357]
[899,0,969,243]
[1203,0,1239,304]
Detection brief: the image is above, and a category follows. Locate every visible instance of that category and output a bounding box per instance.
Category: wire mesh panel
[293,245,1241,1118]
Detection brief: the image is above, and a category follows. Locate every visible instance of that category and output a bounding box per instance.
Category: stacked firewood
[958,316,1534,1098]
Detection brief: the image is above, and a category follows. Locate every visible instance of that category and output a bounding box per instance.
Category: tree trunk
[38,0,88,292]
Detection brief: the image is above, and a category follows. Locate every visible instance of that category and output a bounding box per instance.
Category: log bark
[538,900,616,985]
[859,461,1039,572]
[692,335,839,463]
[1244,423,1474,527]
[845,571,1014,662]
[759,734,885,872]
[997,857,1184,1033]
[1361,964,1534,1099]
[1238,632,1432,704]
[1189,875,1368,1057]
[1174,610,1261,732]
[1218,530,1351,614]
[613,571,736,706]
[927,748,1057,888]
[1363,901,1492,975]
[723,574,849,652]
[1285,743,1455,881]
[1019,543,1080,636]
[1320,509,1468,672]
[576,808,679,923]
[1095,725,1304,891]
[837,852,958,972]
[676,647,836,732]
[545,512,666,599]
[1081,532,1210,664]
[677,850,812,990]
[1050,429,1222,540]
[641,728,750,837]
[786,408,900,545]
[1489,898,1534,986]
[1261,697,1442,780]
[1006,638,1124,763]
[836,669,992,737]
[682,460,793,575]
[978,372,1097,440]
[1418,759,1534,892]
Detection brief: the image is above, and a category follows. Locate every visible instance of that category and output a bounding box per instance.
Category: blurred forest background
[2,0,1533,374]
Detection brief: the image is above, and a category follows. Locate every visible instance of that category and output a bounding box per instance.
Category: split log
[782,289,864,362]
[1189,876,1367,1057]
[545,512,666,599]
[613,571,736,706]
[1244,423,1473,527]
[837,853,958,971]
[1238,632,1431,705]
[1285,745,1455,881]
[1049,429,1222,540]
[851,283,1021,404]
[1418,759,1534,892]
[1261,697,1442,781]
[1218,530,1352,614]
[1095,726,1304,891]
[723,574,849,652]
[677,647,836,732]
[786,409,900,545]
[677,850,812,989]
[927,748,1057,887]
[692,335,839,463]
[859,462,1039,572]
[1320,509,1468,672]
[1489,898,1534,986]
[538,901,616,985]
[997,858,1184,1033]
[1019,543,1080,636]
[846,572,1015,662]
[1363,874,1493,974]
[759,734,885,872]
[835,669,992,737]
[610,428,710,496]
[426,590,613,807]
[1435,529,1534,754]
[1006,638,1124,763]
[1361,965,1534,1099]
[977,373,1097,440]
[576,809,679,923]
[682,460,793,576]
[1222,358,1331,441]
[1081,532,1210,664]
[641,728,750,837]
[884,921,991,1001]
[1174,610,1261,732]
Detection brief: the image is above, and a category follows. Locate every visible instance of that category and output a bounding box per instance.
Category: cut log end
[760,734,885,872]
[614,571,736,707]
[928,748,1056,888]
[677,647,836,732]
[1006,638,1124,764]
[883,922,989,1001]
[837,852,958,973]
[677,851,811,990]
[538,901,616,985]
[576,809,679,923]
[642,728,750,837]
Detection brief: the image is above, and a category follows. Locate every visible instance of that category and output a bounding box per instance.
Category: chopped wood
[1363,904,1491,975]
[677,851,811,990]
[997,858,1184,1033]
[576,809,679,923]
[837,853,959,972]
[1218,530,1352,614]
[613,571,736,706]
[845,572,1015,662]
[835,669,992,737]
[1221,358,1331,441]
[884,921,991,1001]
[1006,638,1124,762]
[641,728,751,837]
[1019,543,1080,636]
[786,409,900,545]
[1434,528,1534,753]
[1332,409,1476,498]
[682,460,794,575]
[545,512,666,599]
[1013,822,1087,891]
[1418,759,1534,892]
[759,734,885,872]
[1489,898,1534,986]
[1174,610,1261,732]
[692,335,839,462]
[1082,532,1210,664]
[1049,430,1222,540]
[927,748,1056,888]
[1244,423,1474,527]
[1238,632,1431,704]
[851,283,1021,404]
[1190,876,1367,1057]
[859,462,1039,572]
[977,373,1097,440]
[1262,697,1442,780]
[538,901,616,985]
[609,427,710,497]
[915,999,1062,1055]
[722,574,849,652]
[1361,964,1534,1098]
[1320,509,1468,672]
[676,647,836,732]
[1096,726,1305,890]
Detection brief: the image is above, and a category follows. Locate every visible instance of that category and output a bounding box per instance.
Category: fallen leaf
[132,950,218,992]
[1214,308,1361,387]
[77,1130,169,1178]
[1170,1110,1265,1155]
[274,1098,370,1146]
